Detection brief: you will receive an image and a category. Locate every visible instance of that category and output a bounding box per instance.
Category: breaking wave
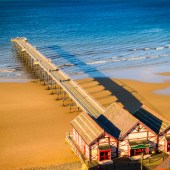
[86,54,169,65]
[0,69,16,73]
[129,45,170,52]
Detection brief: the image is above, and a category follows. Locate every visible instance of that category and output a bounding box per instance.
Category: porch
[129,139,150,157]
[65,133,86,162]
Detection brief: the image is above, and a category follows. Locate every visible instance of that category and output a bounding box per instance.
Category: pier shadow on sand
[44,44,143,114]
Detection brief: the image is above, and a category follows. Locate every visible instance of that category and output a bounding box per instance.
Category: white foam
[87,60,107,65]
[129,48,137,51]
[86,52,167,66]
[155,47,164,50]
[112,59,122,62]
[87,52,165,66]
[161,54,169,57]
[63,64,75,66]
[148,55,159,58]
[0,69,16,73]
[112,56,119,59]
[143,48,150,50]
[127,56,146,61]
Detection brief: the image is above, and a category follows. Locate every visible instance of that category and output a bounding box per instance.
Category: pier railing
[65,133,86,163]
[11,37,105,118]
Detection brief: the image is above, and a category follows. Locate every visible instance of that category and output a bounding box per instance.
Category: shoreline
[159,72,170,76]
[77,76,170,120]
[119,78,170,120]
[0,70,170,170]
[103,62,170,83]
[1,61,170,84]
[0,78,34,83]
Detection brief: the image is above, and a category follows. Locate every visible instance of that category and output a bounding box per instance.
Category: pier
[11,37,105,118]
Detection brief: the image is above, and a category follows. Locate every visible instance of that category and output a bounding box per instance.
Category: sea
[0,0,170,81]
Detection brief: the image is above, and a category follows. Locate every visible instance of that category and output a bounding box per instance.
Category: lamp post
[141,152,144,170]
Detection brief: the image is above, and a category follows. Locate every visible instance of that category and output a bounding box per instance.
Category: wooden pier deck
[11,37,105,118]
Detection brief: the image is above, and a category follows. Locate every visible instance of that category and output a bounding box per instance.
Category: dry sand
[1,71,170,170]
[77,75,170,120]
[120,79,170,120]
[0,81,80,170]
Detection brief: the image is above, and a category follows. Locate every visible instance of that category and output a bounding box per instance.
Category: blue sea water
[0,0,170,80]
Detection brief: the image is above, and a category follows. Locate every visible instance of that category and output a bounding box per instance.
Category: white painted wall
[129,132,147,139]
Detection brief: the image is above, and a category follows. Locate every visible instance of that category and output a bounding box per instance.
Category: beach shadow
[13,43,163,143]
[44,44,143,113]
[95,77,142,113]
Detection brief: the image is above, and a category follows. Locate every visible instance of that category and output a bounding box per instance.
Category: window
[167,142,170,151]
[99,150,111,161]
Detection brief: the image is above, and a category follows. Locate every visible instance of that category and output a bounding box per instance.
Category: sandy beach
[0,71,170,170]
[159,72,170,77]
[0,81,80,170]
[120,78,170,120]
[1,0,170,169]
[77,74,170,120]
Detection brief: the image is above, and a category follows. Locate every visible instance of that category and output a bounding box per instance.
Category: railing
[12,38,105,118]
[65,133,86,163]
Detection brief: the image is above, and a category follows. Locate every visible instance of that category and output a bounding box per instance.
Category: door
[130,148,149,156]
[167,142,170,151]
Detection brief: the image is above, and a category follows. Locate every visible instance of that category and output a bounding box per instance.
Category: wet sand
[120,79,170,120]
[159,72,170,77]
[0,71,170,170]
